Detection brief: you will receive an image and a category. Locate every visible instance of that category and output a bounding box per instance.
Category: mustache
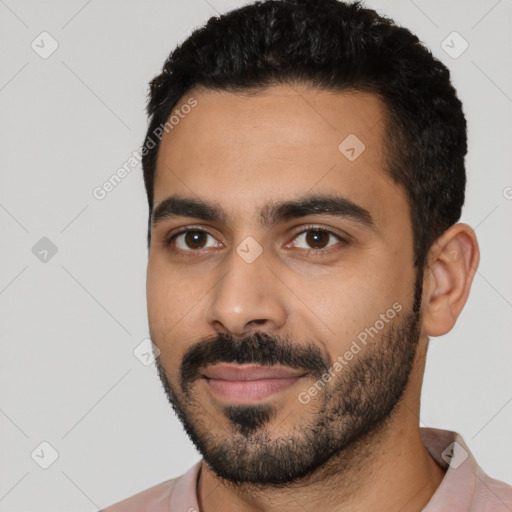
[179,331,331,392]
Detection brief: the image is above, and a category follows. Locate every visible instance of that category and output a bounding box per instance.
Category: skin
[146,83,480,512]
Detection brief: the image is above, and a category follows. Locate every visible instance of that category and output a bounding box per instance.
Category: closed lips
[201,364,307,381]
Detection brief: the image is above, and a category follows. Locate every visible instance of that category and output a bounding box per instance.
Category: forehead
[153,84,408,227]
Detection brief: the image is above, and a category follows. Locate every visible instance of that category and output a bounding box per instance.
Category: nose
[204,247,288,337]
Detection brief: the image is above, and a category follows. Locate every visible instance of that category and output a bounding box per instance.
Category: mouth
[201,363,308,402]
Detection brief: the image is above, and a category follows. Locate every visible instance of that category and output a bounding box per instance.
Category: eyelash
[163,225,349,257]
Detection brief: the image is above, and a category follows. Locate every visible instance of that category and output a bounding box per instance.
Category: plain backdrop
[0,0,511,510]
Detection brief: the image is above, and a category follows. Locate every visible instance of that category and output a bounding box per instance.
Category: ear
[422,223,480,337]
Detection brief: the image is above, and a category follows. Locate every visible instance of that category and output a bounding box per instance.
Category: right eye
[165,228,222,254]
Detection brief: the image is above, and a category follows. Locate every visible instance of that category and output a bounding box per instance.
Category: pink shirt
[102,427,512,511]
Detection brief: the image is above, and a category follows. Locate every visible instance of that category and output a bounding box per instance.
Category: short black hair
[142,0,467,269]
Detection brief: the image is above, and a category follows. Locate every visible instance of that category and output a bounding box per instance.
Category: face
[147,84,424,486]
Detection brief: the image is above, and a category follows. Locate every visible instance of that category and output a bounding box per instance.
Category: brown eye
[183,231,208,249]
[291,228,345,251]
[167,229,220,251]
[304,229,331,249]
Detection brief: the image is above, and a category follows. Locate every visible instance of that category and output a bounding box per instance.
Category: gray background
[0,0,511,510]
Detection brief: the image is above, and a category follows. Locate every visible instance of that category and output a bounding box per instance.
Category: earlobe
[422,223,480,337]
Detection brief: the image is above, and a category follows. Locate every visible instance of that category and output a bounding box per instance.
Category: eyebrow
[151,193,377,231]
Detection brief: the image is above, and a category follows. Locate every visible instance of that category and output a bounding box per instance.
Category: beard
[154,268,424,489]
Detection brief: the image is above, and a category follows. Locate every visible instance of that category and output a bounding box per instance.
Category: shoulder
[475,471,512,511]
[100,476,180,512]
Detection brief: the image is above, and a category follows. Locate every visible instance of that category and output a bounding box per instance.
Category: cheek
[146,270,183,368]
[146,256,179,334]
[313,259,408,349]
[146,256,209,335]
[146,259,163,315]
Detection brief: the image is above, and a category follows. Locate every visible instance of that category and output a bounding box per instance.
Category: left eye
[289,229,344,251]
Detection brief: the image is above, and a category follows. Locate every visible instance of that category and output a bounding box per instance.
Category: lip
[201,363,307,381]
[201,364,308,403]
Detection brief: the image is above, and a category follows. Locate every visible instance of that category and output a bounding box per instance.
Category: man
[103,0,512,510]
